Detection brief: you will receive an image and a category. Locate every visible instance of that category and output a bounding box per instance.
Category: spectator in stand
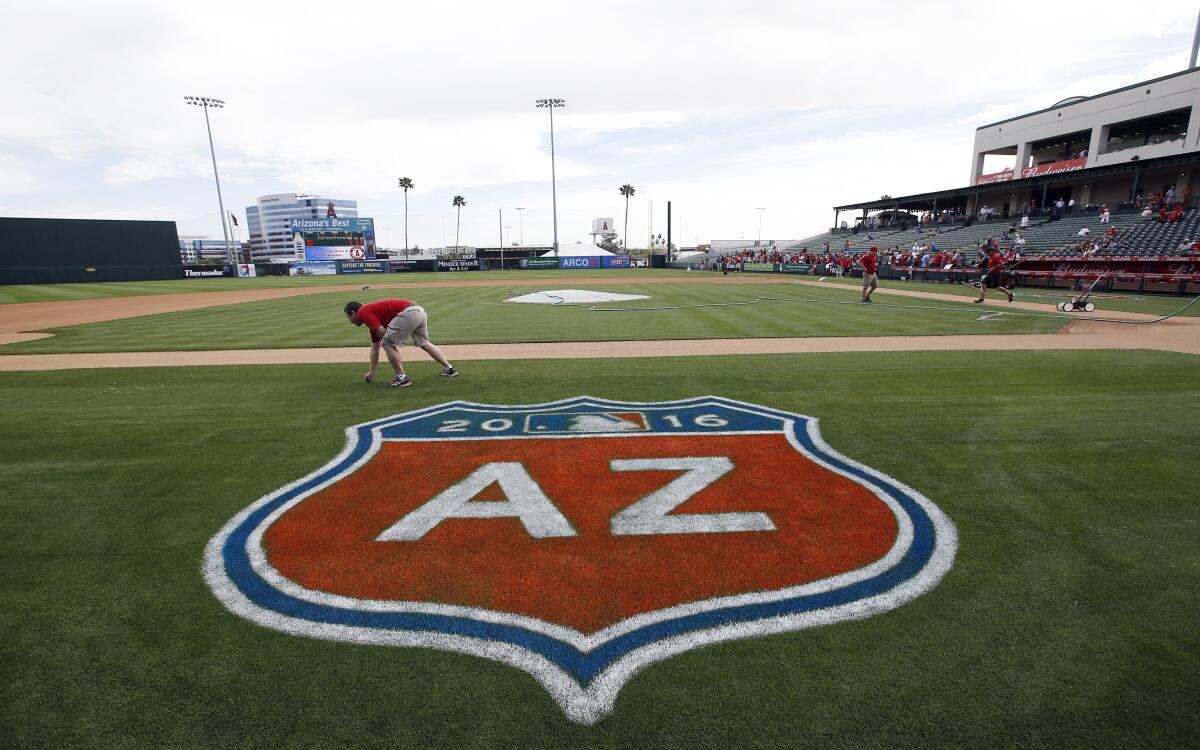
[1141,206,1154,218]
[1159,206,1169,223]
[1165,186,1176,205]
[1183,185,1192,208]
[1104,227,1118,241]
[1014,233,1026,250]
[859,246,879,303]
[1099,204,1110,224]
[1169,204,1184,223]
[1020,214,1030,229]
[1077,226,1090,237]
[1068,198,1076,215]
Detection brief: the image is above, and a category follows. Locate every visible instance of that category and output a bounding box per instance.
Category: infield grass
[1,349,1198,748]
[0,269,693,304]
[0,281,1066,354]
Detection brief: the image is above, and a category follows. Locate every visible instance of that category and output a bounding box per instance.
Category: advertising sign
[519,258,559,270]
[290,218,372,262]
[591,218,615,234]
[182,265,232,278]
[559,256,602,269]
[975,169,1015,185]
[601,256,632,268]
[437,259,481,271]
[338,260,387,274]
[389,259,436,272]
[1020,158,1087,179]
[780,263,812,274]
[289,261,338,276]
[237,263,257,278]
[743,262,776,272]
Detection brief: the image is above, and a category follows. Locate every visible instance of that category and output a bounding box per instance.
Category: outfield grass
[809,273,1200,317]
[0,282,1066,354]
[0,269,694,304]
[1,350,1198,748]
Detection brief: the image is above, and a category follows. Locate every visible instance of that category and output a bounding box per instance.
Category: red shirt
[987,253,1005,272]
[860,253,878,274]
[357,299,415,342]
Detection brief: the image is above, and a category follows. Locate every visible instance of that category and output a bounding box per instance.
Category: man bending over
[344,299,458,387]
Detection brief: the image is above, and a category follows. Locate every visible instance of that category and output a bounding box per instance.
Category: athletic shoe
[441,366,459,378]
[386,376,413,388]
[1007,291,1015,303]
[973,299,984,304]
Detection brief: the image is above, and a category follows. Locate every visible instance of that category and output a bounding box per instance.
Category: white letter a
[376,462,577,541]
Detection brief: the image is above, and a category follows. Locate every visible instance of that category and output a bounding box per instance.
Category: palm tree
[452,195,467,251]
[619,184,636,252]
[398,177,414,254]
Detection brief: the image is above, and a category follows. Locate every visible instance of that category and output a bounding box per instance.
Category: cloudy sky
[0,1,1194,249]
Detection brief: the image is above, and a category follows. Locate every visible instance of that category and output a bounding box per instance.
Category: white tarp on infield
[505,289,650,305]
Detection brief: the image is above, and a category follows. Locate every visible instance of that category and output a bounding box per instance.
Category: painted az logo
[204,397,957,724]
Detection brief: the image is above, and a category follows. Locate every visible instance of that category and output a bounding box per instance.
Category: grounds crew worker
[344,299,459,388]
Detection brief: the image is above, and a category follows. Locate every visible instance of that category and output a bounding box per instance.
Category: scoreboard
[289,218,375,261]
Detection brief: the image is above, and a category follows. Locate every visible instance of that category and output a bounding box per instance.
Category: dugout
[0,217,182,285]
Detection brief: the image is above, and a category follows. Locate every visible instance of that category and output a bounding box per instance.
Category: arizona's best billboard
[290,218,372,262]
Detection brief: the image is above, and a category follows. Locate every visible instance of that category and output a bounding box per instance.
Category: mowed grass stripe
[0,282,1066,354]
[0,269,697,304]
[0,350,1197,748]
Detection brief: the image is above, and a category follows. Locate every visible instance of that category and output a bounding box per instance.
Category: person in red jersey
[344,299,458,388]
[974,248,1014,304]
[859,246,880,304]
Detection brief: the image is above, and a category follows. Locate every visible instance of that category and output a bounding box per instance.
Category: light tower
[184,96,234,264]
[535,98,565,257]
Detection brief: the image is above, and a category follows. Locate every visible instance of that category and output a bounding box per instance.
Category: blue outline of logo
[203,396,956,724]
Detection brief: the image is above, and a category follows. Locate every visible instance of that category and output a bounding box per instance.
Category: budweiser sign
[975,169,1015,185]
[1020,158,1087,179]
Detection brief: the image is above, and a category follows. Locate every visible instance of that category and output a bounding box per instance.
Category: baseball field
[2,270,1198,749]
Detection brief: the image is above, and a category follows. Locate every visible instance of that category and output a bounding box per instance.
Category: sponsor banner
[389,259,436,272]
[204,396,956,726]
[975,168,1015,185]
[289,217,361,233]
[560,256,602,269]
[438,259,481,271]
[601,256,632,268]
[591,218,615,234]
[338,260,387,274]
[182,265,232,278]
[780,263,812,274]
[519,258,559,269]
[1020,157,1087,180]
[289,261,337,276]
[743,262,776,272]
[237,263,257,278]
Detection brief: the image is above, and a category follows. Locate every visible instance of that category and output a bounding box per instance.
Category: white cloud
[0,154,34,195]
[0,0,1195,243]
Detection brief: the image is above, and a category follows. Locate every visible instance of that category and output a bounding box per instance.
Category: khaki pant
[382,305,430,347]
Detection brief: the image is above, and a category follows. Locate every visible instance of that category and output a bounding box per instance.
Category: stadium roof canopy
[833,151,1200,214]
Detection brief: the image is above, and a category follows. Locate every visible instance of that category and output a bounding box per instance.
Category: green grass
[1,350,1198,748]
[0,269,694,304]
[0,282,1066,354]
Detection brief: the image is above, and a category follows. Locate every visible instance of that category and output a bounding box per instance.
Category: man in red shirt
[344,299,458,387]
[974,249,1014,304]
[859,246,879,304]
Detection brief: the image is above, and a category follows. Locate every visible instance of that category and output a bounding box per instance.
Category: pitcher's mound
[506,289,649,305]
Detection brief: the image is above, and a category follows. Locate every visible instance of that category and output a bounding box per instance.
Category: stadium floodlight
[757,207,766,244]
[184,96,233,264]
[535,99,566,257]
[516,207,525,246]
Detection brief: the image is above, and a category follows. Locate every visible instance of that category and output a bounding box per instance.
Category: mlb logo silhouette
[205,396,956,724]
